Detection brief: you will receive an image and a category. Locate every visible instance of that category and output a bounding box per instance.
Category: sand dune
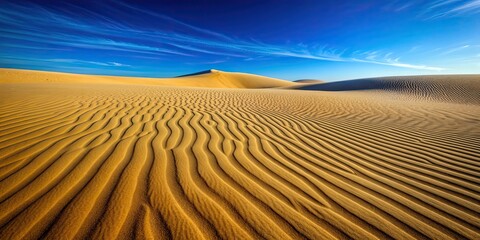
[0,69,479,239]
[293,79,326,84]
[0,68,294,88]
[286,75,480,104]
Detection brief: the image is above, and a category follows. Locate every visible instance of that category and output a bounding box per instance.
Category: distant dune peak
[176,69,220,77]
[293,79,325,84]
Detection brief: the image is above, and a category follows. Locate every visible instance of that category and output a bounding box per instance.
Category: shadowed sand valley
[0,68,479,239]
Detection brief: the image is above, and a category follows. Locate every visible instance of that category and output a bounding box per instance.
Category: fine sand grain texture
[0,69,479,239]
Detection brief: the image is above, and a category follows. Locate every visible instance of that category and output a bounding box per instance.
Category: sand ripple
[0,79,479,239]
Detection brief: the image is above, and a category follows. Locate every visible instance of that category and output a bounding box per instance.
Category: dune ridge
[0,68,294,88]
[293,79,326,84]
[286,75,480,104]
[0,69,479,239]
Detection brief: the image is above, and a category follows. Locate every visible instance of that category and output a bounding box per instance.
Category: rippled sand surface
[0,69,479,239]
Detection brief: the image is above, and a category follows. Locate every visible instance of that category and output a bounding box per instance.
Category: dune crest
[0,68,294,88]
[0,69,479,239]
[287,75,480,104]
[293,79,326,84]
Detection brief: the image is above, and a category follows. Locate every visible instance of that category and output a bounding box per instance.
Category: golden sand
[0,69,479,239]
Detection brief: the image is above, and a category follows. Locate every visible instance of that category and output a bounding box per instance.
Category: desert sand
[0,68,479,239]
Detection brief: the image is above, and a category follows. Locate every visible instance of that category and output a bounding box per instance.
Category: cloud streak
[422,0,480,19]
[0,55,130,67]
[0,1,445,71]
[48,59,131,67]
[441,45,470,55]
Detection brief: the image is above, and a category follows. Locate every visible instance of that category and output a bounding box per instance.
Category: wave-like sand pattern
[287,75,480,104]
[0,74,479,239]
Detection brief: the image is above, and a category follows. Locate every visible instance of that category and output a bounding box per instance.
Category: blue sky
[0,0,479,81]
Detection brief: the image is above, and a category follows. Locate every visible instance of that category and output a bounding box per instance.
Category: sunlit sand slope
[0,72,479,239]
[0,68,294,88]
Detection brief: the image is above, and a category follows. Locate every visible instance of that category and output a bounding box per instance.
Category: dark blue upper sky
[1,0,479,81]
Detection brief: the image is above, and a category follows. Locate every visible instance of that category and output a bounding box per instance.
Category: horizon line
[1,66,479,83]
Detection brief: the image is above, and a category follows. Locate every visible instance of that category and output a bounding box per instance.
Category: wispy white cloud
[352,58,446,71]
[0,55,133,70]
[48,59,131,67]
[0,1,445,72]
[381,1,414,12]
[428,0,463,10]
[109,62,130,67]
[167,43,245,57]
[449,0,480,13]
[441,45,470,55]
[186,59,227,65]
[422,0,480,19]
